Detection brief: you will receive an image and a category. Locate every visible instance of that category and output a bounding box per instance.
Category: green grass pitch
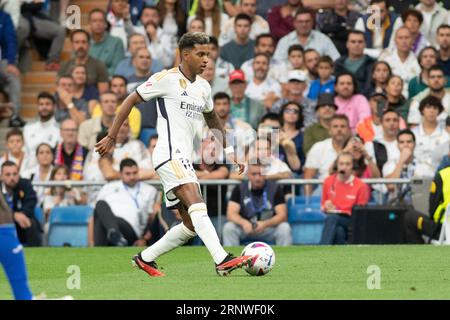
[1,245,450,300]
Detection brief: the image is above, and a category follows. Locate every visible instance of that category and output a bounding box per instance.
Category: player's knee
[187,203,208,216]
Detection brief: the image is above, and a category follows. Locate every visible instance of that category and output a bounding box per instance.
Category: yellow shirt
[91,103,141,139]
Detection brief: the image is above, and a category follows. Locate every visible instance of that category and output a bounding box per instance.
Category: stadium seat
[287,195,321,209]
[139,128,157,147]
[288,204,326,245]
[34,206,44,226]
[48,206,93,247]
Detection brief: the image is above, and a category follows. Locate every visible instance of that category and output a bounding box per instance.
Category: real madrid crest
[179,79,187,90]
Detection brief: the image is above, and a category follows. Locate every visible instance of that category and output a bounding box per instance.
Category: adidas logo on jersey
[181,91,188,96]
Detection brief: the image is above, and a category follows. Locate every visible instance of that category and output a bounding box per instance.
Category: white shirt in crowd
[218,15,270,46]
[262,155,292,177]
[415,2,450,46]
[365,138,400,166]
[241,57,285,84]
[408,89,450,126]
[187,13,229,38]
[304,138,338,180]
[134,25,177,68]
[378,49,421,99]
[96,180,158,237]
[411,124,450,177]
[245,77,282,103]
[23,117,60,169]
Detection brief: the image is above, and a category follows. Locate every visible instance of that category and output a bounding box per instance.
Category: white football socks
[188,203,228,264]
[141,222,196,263]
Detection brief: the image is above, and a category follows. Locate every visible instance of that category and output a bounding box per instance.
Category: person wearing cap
[271,69,316,128]
[411,95,450,178]
[245,53,282,110]
[303,93,337,155]
[228,69,265,129]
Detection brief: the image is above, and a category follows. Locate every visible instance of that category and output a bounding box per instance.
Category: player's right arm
[95,72,168,157]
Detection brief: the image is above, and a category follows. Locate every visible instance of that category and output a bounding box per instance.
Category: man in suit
[1,161,40,246]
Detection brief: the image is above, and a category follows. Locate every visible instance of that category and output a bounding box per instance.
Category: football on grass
[241,242,275,276]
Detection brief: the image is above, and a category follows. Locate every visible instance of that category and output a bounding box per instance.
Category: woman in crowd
[386,75,409,124]
[156,0,186,39]
[71,64,99,113]
[340,136,381,179]
[188,0,229,39]
[364,61,392,97]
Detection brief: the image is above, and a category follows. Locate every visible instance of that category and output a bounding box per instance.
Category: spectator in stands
[334,72,371,132]
[92,75,141,139]
[245,53,282,110]
[93,158,158,246]
[59,30,109,94]
[356,90,388,142]
[354,0,402,58]
[1,161,40,246]
[274,8,340,63]
[78,92,117,150]
[157,0,186,39]
[193,136,229,218]
[148,134,158,156]
[383,129,429,203]
[0,9,23,128]
[279,101,305,175]
[0,89,13,126]
[320,152,370,244]
[279,44,307,84]
[0,128,30,178]
[220,13,255,70]
[17,1,65,71]
[307,56,335,101]
[219,0,269,46]
[385,75,410,122]
[342,135,381,178]
[188,0,228,39]
[363,61,392,98]
[304,114,352,195]
[267,0,303,42]
[115,33,164,79]
[211,92,255,153]
[88,8,125,77]
[139,6,177,69]
[364,109,401,174]
[70,64,99,108]
[54,119,89,181]
[54,75,91,125]
[334,30,376,94]
[42,164,87,225]
[303,48,320,82]
[303,93,337,155]
[411,96,450,178]
[106,0,135,49]
[228,70,265,129]
[207,36,235,83]
[408,66,450,126]
[393,9,429,55]
[25,143,54,207]
[188,17,205,33]
[379,27,422,98]
[415,0,448,47]
[437,24,450,77]
[223,161,292,246]
[23,92,60,169]
[127,47,152,93]
[241,34,284,83]
[408,46,444,98]
[272,70,316,128]
[315,0,361,55]
[202,57,229,95]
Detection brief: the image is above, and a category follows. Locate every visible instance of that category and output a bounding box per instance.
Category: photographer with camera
[222,161,292,246]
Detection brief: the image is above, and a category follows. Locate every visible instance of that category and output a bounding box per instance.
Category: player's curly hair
[178,32,210,52]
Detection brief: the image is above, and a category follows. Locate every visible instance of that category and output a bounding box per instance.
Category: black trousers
[94,200,139,246]
[16,217,42,247]
[404,208,440,244]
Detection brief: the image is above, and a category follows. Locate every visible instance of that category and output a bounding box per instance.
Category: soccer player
[95,32,253,277]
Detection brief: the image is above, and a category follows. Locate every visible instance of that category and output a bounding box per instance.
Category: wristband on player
[107,135,116,142]
[224,146,234,155]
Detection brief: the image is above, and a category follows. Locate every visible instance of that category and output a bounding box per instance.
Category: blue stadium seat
[48,206,93,247]
[34,206,44,226]
[288,204,326,245]
[287,195,321,209]
[139,128,157,147]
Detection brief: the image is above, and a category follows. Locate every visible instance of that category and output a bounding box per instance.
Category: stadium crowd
[0,0,450,247]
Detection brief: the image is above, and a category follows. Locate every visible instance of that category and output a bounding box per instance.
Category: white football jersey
[136,67,214,169]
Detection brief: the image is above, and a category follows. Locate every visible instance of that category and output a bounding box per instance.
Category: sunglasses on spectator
[284,108,300,114]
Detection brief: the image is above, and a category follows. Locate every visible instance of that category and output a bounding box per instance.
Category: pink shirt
[334,94,371,133]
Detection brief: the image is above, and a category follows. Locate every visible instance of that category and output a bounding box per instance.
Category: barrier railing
[32,178,414,238]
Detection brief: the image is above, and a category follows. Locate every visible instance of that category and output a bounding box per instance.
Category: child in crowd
[307,56,335,100]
